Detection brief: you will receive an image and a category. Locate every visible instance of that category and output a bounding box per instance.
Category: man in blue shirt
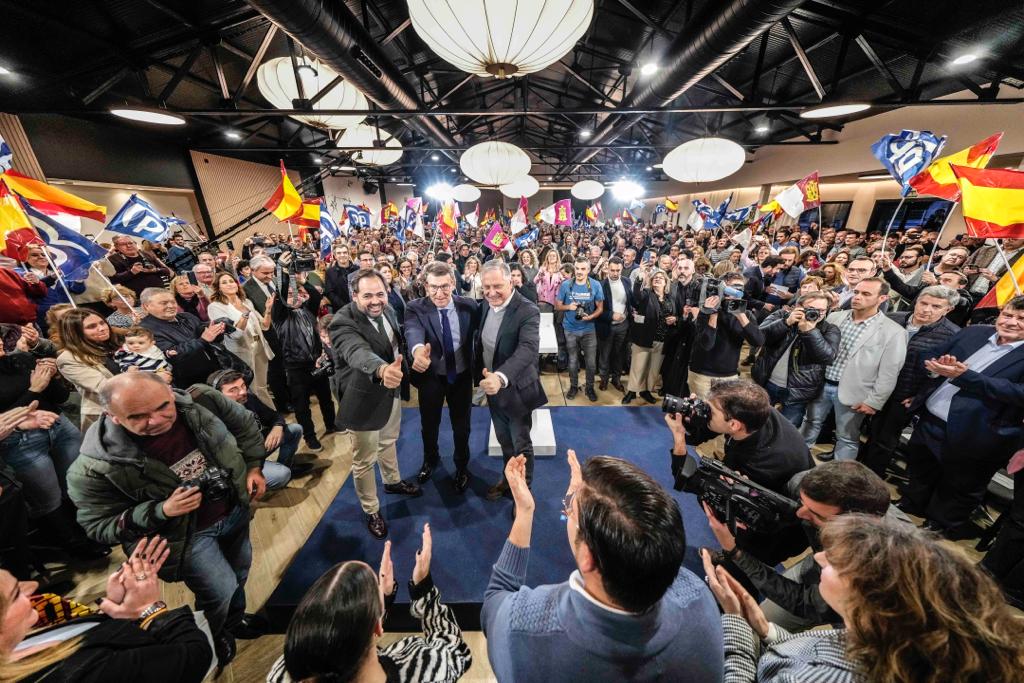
[555,257,604,401]
[482,452,724,683]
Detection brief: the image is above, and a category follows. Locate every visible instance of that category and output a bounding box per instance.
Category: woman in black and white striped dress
[267,523,471,683]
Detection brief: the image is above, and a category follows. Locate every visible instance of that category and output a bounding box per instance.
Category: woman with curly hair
[704,514,1024,683]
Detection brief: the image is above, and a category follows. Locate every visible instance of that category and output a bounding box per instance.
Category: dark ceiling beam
[159,46,203,104]
[208,45,231,101]
[557,61,619,106]
[381,18,411,46]
[781,17,826,99]
[233,24,277,102]
[195,140,840,153]
[82,67,132,105]
[613,0,673,39]
[828,30,852,95]
[308,74,344,106]
[854,34,904,97]
[710,73,746,100]
[431,74,475,108]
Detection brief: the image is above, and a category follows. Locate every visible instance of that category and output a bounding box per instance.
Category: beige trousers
[687,370,738,401]
[627,342,665,393]
[248,341,273,408]
[350,397,403,514]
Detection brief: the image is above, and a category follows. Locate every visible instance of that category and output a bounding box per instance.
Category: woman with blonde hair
[820,261,846,289]
[102,286,139,329]
[170,275,209,322]
[207,271,275,406]
[623,267,677,405]
[458,256,483,300]
[55,309,123,432]
[704,514,1024,683]
[712,259,739,278]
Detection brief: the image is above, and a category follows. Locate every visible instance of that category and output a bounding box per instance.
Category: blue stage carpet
[265,406,716,630]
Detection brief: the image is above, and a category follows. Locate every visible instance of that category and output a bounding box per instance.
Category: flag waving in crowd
[105,194,170,242]
[25,204,108,280]
[908,132,1003,201]
[871,129,947,196]
[264,161,303,221]
[319,200,343,257]
[0,182,36,260]
[0,135,12,173]
[951,165,1024,239]
[773,172,821,218]
[483,222,515,256]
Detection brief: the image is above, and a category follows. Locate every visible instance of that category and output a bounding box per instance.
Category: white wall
[43,180,201,239]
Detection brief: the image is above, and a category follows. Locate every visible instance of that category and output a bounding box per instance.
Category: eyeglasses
[426,283,453,293]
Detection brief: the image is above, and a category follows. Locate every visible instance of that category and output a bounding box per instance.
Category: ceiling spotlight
[313,157,323,163]
[426,182,454,200]
[755,124,769,133]
[547,176,553,180]
[950,53,979,66]
[640,62,658,76]
[430,154,440,161]
[580,129,592,139]
[224,130,242,139]
[110,107,186,126]
[800,102,871,119]
[645,166,653,171]
[449,167,457,172]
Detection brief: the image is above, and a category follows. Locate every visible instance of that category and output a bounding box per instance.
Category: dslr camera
[802,307,822,323]
[311,356,336,379]
[662,394,711,421]
[673,456,799,535]
[181,467,235,503]
[290,249,317,273]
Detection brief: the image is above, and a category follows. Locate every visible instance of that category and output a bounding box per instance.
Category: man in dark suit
[596,256,634,392]
[476,260,548,499]
[742,256,783,314]
[902,295,1024,536]
[243,255,291,413]
[330,269,421,539]
[406,262,481,492]
[324,243,359,311]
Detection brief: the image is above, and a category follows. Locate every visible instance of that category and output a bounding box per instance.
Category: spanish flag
[0,183,39,260]
[908,132,1003,201]
[665,197,679,212]
[951,165,1024,240]
[976,255,1024,309]
[439,200,457,240]
[0,170,106,222]
[263,161,303,221]
[289,199,321,228]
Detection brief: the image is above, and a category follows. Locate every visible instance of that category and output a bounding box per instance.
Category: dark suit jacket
[515,282,538,304]
[595,277,635,339]
[325,263,357,311]
[910,325,1024,461]
[242,278,282,352]
[404,294,480,388]
[742,265,770,311]
[474,292,547,418]
[329,303,409,431]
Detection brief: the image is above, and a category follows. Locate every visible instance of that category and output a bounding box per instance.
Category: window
[798,202,852,230]
[867,198,953,233]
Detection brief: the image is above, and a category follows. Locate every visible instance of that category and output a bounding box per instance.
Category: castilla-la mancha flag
[908,132,1003,201]
[951,165,1024,240]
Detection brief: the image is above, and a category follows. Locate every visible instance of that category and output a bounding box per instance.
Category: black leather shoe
[599,379,608,391]
[639,391,657,404]
[453,468,470,493]
[214,632,236,668]
[417,460,437,484]
[233,613,268,640]
[621,391,636,405]
[566,386,579,399]
[585,387,598,402]
[486,480,510,501]
[384,480,423,497]
[289,462,316,477]
[816,450,835,462]
[304,436,323,452]
[611,379,625,392]
[366,512,388,539]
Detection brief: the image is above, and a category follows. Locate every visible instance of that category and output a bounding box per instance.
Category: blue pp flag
[344,204,371,230]
[163,214,189,226]
[319,200,342,258]
[0,134,12,172]
[105,194,170,242]
[871,130,946,197]
[24,204,108,280]
[725,203,757,224]
[513,227,539,249]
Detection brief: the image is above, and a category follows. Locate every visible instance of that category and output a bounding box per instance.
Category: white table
[539,311,558,354]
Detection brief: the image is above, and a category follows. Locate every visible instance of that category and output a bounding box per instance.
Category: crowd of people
[1,215,1023,682]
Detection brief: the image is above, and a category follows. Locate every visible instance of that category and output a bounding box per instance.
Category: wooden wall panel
[0,113,45,180]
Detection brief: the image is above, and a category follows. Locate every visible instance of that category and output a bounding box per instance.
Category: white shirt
[608,277,627,316]
[926,333,1024,421]
[568,571,636,616]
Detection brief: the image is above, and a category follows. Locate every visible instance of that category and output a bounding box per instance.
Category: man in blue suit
[406,261,481,493]
[902,295,1024,535]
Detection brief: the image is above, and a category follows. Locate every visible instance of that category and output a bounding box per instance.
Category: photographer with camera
[67,372,269,668]
[271,253,336,452]
[752,293,840,427]
[555,256,605,401]
[688,272,765,400]
[107,236,173,298]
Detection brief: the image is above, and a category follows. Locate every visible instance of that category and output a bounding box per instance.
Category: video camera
[696,276,746,314]
[289,249,318,273]
[673,455,799,535]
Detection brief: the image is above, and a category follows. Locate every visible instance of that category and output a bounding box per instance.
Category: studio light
[950,53,979,66]
[612,180,643,201]
[110,107,186,126]
[640,62,658,76]
[799,102,871,119]
[426,182,455,201]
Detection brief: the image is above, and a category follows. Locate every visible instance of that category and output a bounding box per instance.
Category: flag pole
[40,250,77,309]
[923,208,956,271]
[90,262,135,310]
[994,238,1024,296]
[879,195,907,260]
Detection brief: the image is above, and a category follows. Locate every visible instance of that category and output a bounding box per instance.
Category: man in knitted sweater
[0,265,46,325]
[482,452,723,683]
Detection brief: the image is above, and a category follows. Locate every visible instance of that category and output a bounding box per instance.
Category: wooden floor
[62,364,998,681]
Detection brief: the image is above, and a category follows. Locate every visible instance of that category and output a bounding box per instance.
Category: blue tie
[440,309,458,384]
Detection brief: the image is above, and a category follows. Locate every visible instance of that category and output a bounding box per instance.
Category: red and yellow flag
[0,170,106,222]
[439,200,457,239]
[976,256,1024,309]
[665,197,679,212]
[951,165,1024,239]
[289,198,321,228]
[0,184,40,260]
[908,132,1003,201]
[263,161,303,221]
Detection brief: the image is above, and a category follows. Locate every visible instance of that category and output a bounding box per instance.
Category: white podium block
[539,312,558,354]
[488,409,556,456]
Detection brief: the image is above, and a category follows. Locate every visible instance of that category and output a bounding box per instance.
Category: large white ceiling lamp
[662,137,746,183]
[257,57,367,130]
[499,175,540,198]
[407,0,595,79]
[571,179,604,200]
[452,183,482,202]
[336,124,404,165]
[460,141,531,185]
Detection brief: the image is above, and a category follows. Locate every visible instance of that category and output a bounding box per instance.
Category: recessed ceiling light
[755,124,769,133]
[799,102,871,119]
[110,107,186,125]
[449,167,457,172]
[313,157,323,163]
[645,166,653,171]
[640,62,658,76]
[225,131,242,139]
[580,129,592,139]
[951,53,978,66]
[431,154,439,161]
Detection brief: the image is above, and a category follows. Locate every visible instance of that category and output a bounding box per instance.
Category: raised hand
[379,540,395,597]
[412,523,432,585]
[567,449,583,495]
[0,402,37,440]
[380,354,404,389]
[200,321,225,342]
[412,342,432,373]
[505,455,535,515]
[480,367,502,395]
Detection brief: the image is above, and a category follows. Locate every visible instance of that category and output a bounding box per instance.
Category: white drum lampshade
[452,183,482,202]
[662,137,747,183]
[571,179,604,200]
[407,0,595,79]
[499,175,539,198]
[256,57,367,130]
[460,141,532,185]
[336,124,404,166]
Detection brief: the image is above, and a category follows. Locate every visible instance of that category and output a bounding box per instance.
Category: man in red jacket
[0,266,46,324]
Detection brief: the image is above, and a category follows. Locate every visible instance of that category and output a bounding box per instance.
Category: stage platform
[264,406,717,631]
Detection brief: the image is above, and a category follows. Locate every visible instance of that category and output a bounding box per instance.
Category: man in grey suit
[800,277,908,461]
[476,260,548,500]
[330,269,421,539]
